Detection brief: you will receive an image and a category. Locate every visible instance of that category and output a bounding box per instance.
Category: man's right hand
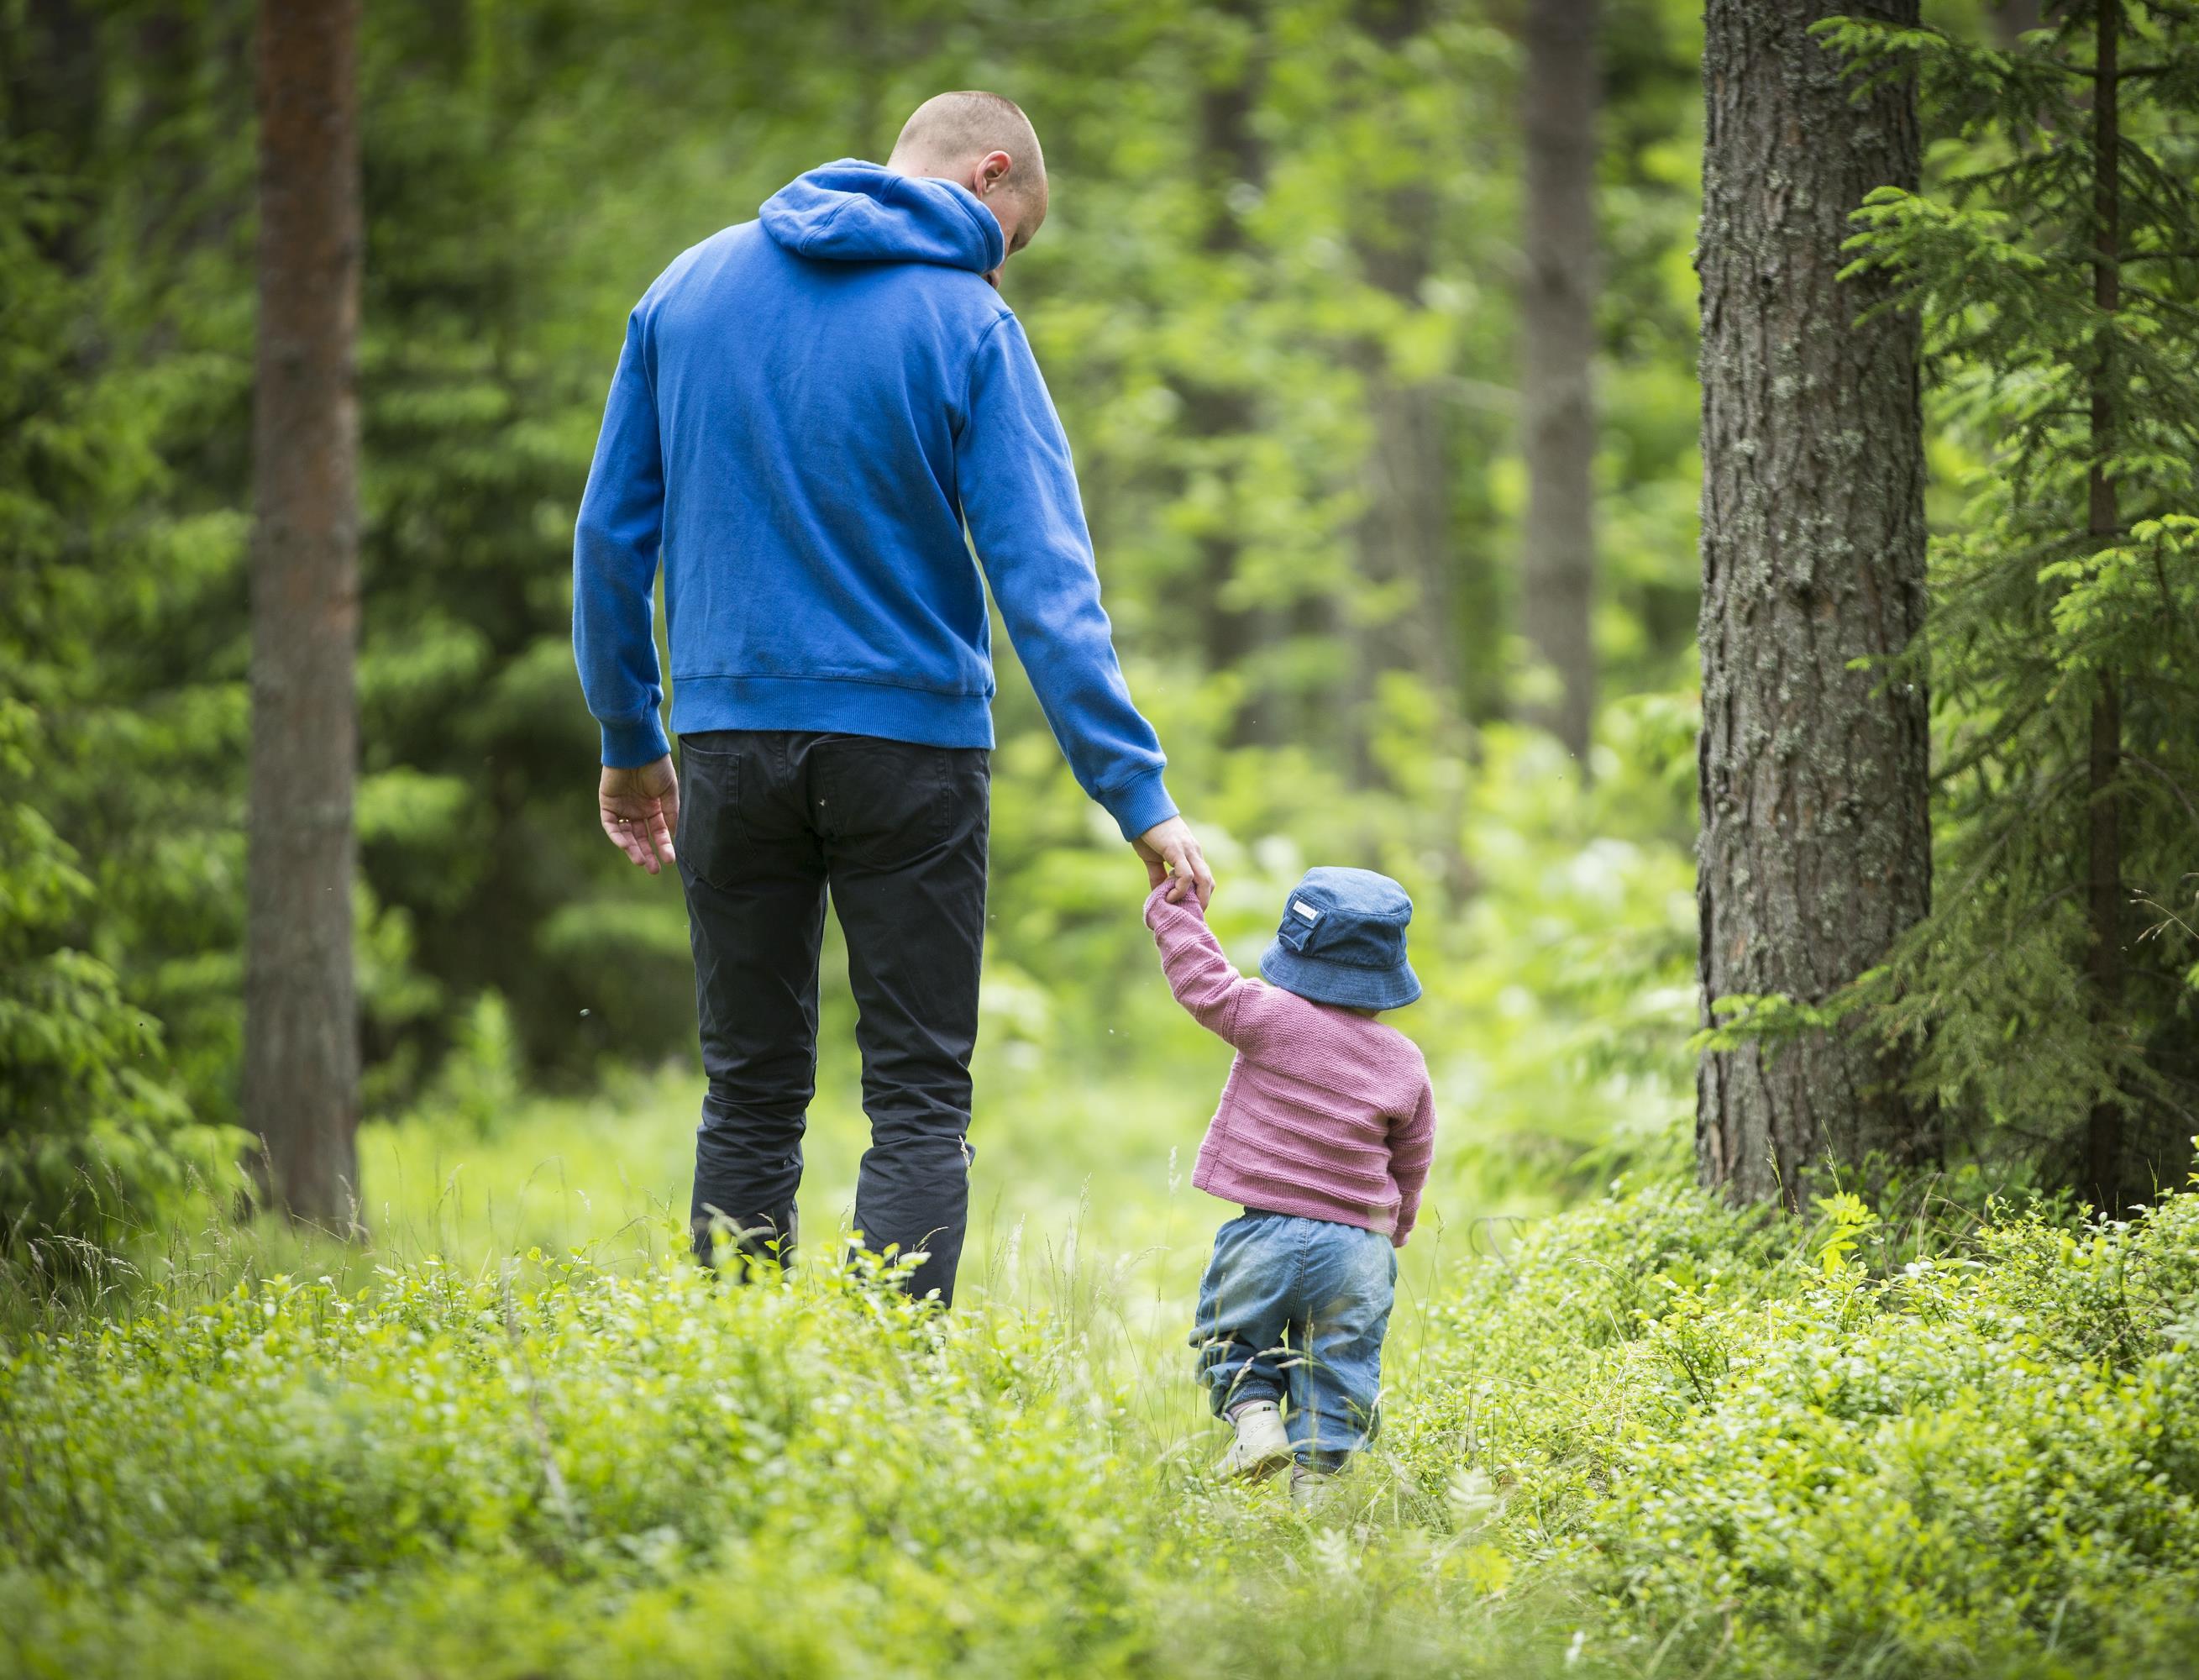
[601,755,680,875]
[1134,814,1214,909]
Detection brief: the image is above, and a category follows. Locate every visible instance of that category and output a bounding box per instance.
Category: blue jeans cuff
[1211,1373,1283,1417]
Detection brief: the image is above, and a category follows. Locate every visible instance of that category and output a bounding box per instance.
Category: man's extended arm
[574,309,679,872]
[955,313,1210,904]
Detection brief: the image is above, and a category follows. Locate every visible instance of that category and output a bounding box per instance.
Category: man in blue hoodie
[574,92,1212,1305]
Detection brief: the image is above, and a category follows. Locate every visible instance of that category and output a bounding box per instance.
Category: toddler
[1146,866,1435,1506]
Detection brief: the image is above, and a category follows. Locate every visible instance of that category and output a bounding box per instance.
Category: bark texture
[1695,0,1933,1204]
[1520,0,1601,769]
[246,0,362,1225]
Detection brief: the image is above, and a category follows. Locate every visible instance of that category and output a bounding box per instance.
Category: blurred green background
[3,0,1717,1258]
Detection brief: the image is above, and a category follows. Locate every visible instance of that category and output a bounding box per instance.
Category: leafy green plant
[1819,3,2199,1200]
[5,1141,2198,1677]
[1392,1168,2199,1679]
[0,155,245,1247]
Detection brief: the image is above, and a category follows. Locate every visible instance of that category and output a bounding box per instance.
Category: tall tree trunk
[1520,0,1600,770]
[2083,0,2123,1214]
[1187,0,1275,744]
[1695,0,1933,1205]
[1348,0,1456,781]
[246,0,362,1226]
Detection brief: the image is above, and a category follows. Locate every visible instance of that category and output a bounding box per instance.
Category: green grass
[350,1053,1513,1396]
[5,1076,2197,1679]
[3,1068,1593,1679]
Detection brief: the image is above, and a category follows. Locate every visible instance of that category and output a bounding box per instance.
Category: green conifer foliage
[0,156,245,1243]
[1824,0,2199,1201]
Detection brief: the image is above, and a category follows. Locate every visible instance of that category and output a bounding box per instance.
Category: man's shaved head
[890,92,1045,199]
[888,92,1048,276]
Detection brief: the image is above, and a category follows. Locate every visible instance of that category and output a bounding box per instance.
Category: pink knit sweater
[1146,885,1437,1246]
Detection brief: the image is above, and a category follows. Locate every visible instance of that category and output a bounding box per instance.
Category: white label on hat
[1291,900,1320,922]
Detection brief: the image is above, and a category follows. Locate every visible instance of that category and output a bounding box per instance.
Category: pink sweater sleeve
[1388,1078,1436,1247]
[1145,886,1261,1048]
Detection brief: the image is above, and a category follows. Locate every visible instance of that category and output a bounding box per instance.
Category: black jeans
[676,729,989,1304]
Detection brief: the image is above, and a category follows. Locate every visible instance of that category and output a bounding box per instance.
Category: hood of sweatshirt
[759,159,1005,274]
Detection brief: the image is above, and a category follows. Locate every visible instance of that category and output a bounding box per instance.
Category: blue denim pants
[1191,1210,1397,1470]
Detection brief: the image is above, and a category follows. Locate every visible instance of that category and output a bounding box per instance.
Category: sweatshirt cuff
[600,709,672,769]
[1101,769,1178,843]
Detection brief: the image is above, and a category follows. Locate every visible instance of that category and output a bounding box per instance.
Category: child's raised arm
[1145,884,1262,1048]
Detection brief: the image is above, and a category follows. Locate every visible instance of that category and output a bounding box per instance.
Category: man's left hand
[1134,814,1214,909]
[601,755,680,874]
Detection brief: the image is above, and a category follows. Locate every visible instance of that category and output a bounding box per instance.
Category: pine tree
[1694,0,1934,1206]
[1826,0,2199,1208]
[246,0,363,1224]
[0,11,248,1243]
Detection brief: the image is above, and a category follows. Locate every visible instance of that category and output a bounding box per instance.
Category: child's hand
[1134,815,1215,908]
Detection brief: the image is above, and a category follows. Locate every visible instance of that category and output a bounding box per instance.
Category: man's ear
[974,149,1013,197]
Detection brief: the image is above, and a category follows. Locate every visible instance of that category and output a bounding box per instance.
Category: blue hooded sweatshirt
[572,160,1176,841]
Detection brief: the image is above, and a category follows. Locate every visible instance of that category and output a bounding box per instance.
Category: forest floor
[3,1075,2197,1678]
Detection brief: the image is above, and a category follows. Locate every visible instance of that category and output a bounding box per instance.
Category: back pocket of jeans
[815,738,953,868]
[677,739,745,890]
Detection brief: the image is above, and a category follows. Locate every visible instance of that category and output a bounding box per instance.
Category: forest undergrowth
[4,1100,2195,1680]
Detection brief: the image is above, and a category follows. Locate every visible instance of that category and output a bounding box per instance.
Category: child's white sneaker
[1289,1462,1337,1511]
[1217,1400,1292,1481]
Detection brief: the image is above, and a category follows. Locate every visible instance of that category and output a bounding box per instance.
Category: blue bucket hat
[1258,866,1421,1011]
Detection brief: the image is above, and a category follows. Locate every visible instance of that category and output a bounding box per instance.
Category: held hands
[600,755,680,874]
[1135,814,1215,909]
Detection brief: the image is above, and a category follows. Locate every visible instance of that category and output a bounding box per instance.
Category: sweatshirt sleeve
[572,310,672,769]
[957,314,1176,841]
[1145,886,1262,1049]
[1388,1079,1437,1249]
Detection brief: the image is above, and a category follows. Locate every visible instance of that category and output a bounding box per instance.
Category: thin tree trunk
[1354,373,1454,695]
[1187,0,1275,744]
[1695,0,1934,1205]
[1348,0,1456,781]
[246,0,362,1226]
[1520,0,1600,769]
[2084,0,2123,1214]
